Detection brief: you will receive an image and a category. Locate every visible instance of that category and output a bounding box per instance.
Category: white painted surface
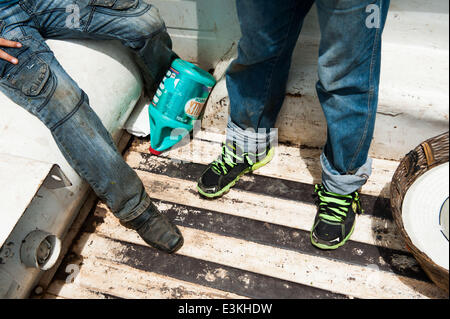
[0,155,56,248]
[0,39,142,298]
[157,0,450,160]
[151,0,241,69]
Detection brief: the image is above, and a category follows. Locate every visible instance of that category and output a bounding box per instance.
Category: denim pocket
[2,36,52,97]
[8,56,50,97]
[89,0,139,10]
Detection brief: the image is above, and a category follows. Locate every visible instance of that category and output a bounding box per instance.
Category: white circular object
[402,162,449,270]
[20,230,62,271]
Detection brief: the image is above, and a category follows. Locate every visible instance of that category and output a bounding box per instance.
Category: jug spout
[149,106,193,155]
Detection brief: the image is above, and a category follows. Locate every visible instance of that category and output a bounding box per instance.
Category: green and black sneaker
[311,184,364,250]
[197,141,274,198]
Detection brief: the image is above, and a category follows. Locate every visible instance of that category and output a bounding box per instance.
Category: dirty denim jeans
[0,0,176,221]
[227,0,390,195]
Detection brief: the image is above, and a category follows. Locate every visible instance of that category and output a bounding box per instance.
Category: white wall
[150,0,241,69]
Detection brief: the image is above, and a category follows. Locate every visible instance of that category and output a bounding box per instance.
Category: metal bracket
[42,165,72,190]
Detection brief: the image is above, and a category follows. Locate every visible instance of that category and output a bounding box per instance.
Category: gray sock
[226,119,277,162]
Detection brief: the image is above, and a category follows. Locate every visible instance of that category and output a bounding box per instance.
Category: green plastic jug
[148,59,216,155]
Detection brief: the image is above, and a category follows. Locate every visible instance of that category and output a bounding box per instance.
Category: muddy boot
[124,202,184,253]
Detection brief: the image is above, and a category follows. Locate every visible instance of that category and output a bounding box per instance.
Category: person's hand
[0,38,22,65]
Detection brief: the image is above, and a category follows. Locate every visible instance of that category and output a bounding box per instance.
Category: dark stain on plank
[111,236,349,299]
[149,199,427,282]
[134,153,393,220]
[81,199,426,283]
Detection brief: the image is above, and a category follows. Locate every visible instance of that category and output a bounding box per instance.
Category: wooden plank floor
[43,131,448,299]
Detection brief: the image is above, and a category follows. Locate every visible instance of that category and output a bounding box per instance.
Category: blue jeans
[0,0,175,221]
[227,0,390,194]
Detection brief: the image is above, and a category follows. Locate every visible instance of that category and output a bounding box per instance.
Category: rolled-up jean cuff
[320,153,372,195]
[226,117,278,152]
[117,193,152,222]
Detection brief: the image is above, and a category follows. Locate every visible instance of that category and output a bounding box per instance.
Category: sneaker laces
[211,143,245,175]
[314,184,362,223]
[211,142,269,175]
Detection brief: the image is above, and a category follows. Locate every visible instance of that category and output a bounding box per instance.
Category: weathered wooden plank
[128,168,406,251]
[46,131,442,300]
[96,202,426,281]
[88,213,448,299]
[48,257,246,300]
[69,233,345,299]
